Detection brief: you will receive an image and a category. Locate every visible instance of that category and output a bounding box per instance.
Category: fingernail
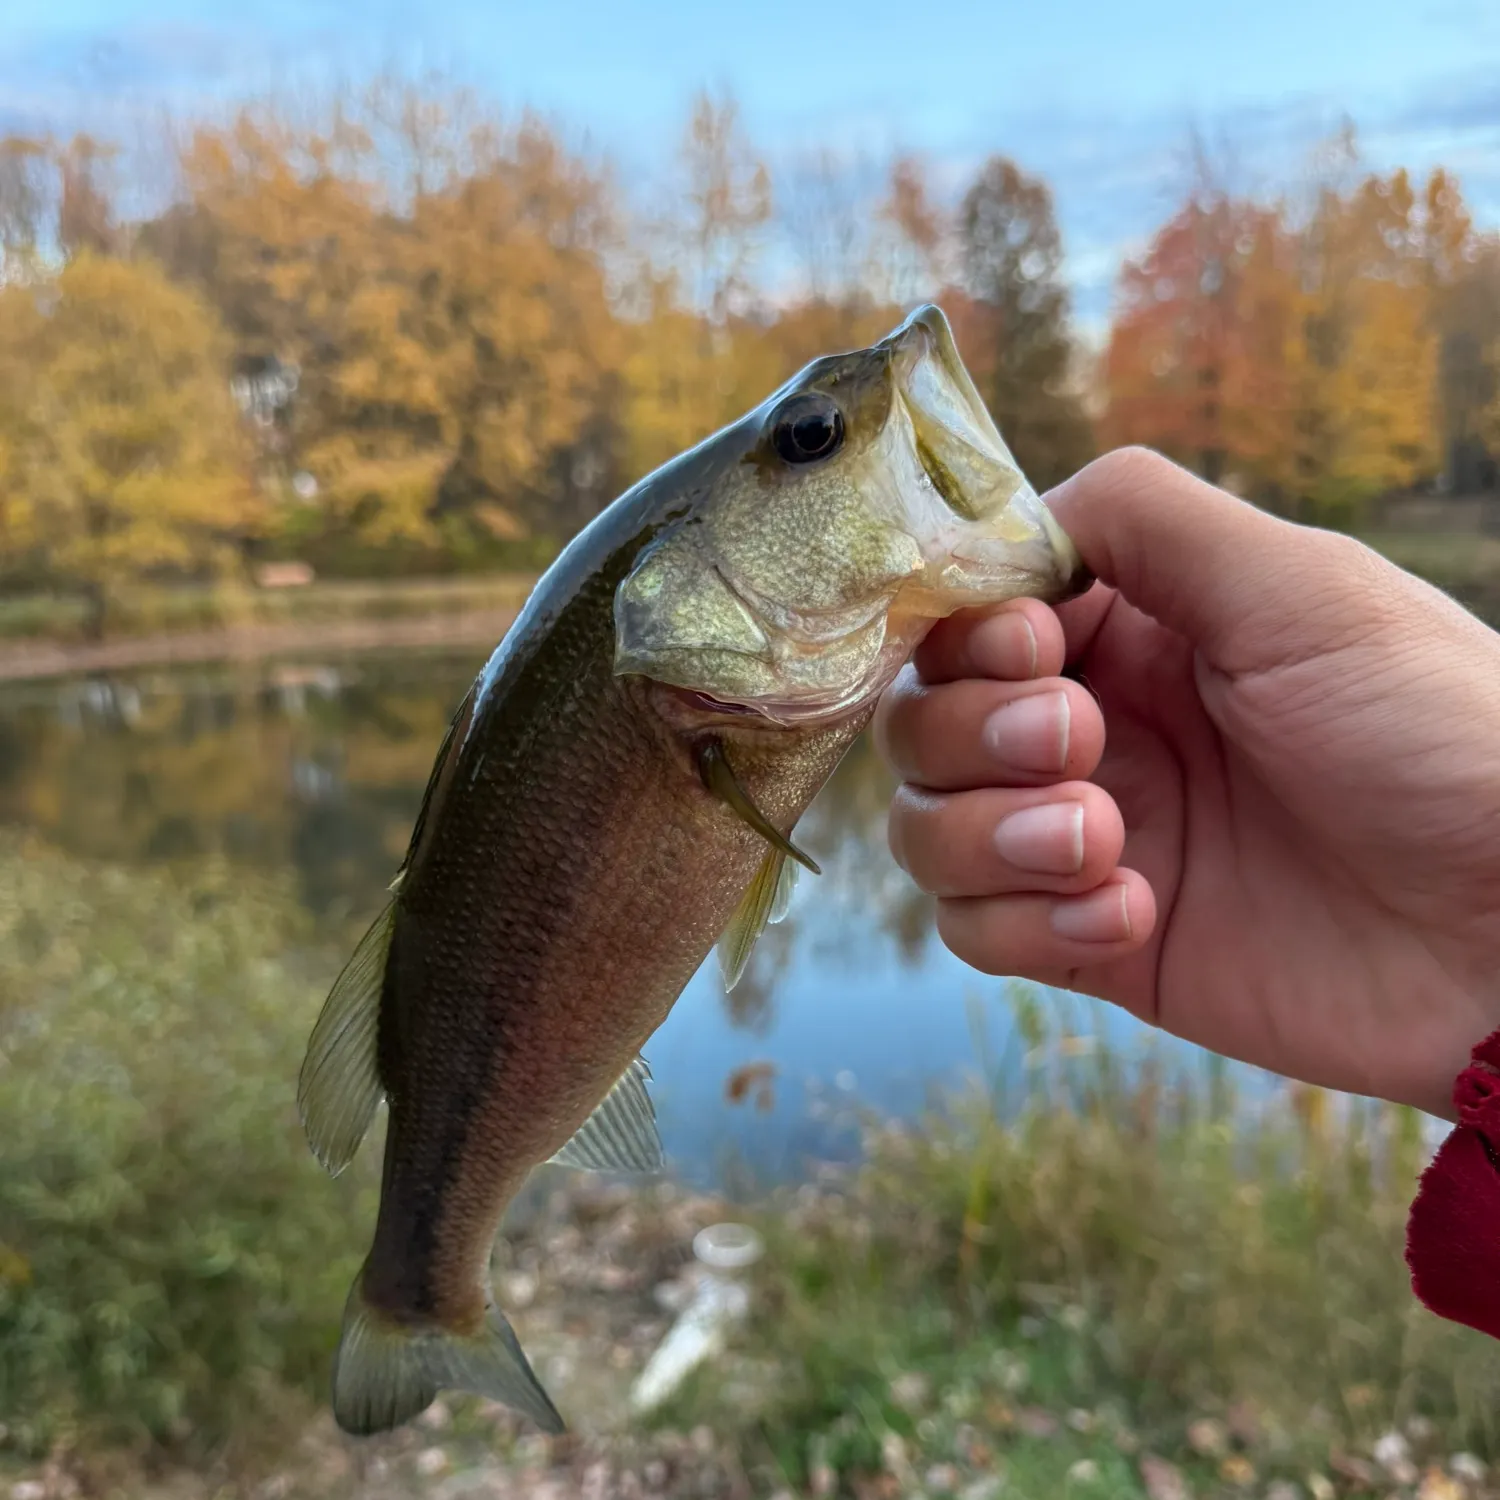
[974,612,1037,680]
[1050,884,1133,944]
[993,802,1084,875]
[983,691,1069,773]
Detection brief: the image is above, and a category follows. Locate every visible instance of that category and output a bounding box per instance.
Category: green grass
[0,835,374,1455]
[0,574,536,644]
[1359,529,1500,592]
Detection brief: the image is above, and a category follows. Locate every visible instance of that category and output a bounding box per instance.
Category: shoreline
[0,607,521,683]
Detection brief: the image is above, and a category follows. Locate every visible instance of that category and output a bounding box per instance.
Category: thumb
[1043,447,1374,671]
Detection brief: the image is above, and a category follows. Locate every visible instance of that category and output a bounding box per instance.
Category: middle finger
[874,674,1106,791]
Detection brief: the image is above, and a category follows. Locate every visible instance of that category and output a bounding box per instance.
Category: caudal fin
[331,1275,565,1436]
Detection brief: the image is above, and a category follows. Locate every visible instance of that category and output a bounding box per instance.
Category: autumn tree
[0,136,49,279]
[0,253,261,633]
[954,157,1093,490]
[1293,166,1440,516]
[678,90,771,324]
[57,135,117,258]
[143,95,624,560]
[1104,193,1303,495]
[876,154,947,308]
[620,92,775,483]
[1105,135,1461,520]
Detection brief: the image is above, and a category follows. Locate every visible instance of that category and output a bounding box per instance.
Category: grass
[1358,529,1500,593]
[0,834,374,1456]
[657,997,1500,1496]
[0,574,536,645]
[2,837,1498,1497]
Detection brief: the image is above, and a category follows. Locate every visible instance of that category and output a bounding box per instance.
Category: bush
[0,836,375,1453]
[670,994,1500,1487]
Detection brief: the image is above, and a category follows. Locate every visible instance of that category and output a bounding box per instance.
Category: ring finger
[888,781,1126,898]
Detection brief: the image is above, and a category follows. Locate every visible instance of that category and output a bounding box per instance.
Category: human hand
[875,447,1500,1117]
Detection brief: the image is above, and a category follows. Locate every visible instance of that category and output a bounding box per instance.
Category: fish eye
[770,392,845,465]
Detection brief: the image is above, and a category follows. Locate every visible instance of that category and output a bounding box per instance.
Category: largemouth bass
[297,304,1086,1437]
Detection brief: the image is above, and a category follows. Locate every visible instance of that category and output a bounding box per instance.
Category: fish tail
[330,1270,565,1436]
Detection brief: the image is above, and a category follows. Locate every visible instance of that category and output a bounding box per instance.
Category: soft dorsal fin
[696,739,820,874]
[718,846,798,992]
[299,682,476,1177]
[298,898,395,1176]
[548,1057,663,1174]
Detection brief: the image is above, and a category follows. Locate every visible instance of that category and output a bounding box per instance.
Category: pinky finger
[935,870,1157,978]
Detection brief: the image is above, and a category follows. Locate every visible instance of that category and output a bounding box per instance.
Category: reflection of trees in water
[0,653,482,918]
[0,656,937,1032]
[724,733,936,1032]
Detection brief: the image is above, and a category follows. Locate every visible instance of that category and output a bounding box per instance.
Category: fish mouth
[886,304,1089,599]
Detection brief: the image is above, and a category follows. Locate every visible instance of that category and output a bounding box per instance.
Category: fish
[295,303,1087,1438]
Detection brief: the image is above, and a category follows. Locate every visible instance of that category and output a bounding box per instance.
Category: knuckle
[1095,445,1181,493]
[886,787,945,885]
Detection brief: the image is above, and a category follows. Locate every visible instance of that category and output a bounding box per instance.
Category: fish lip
[884,303,1001,449]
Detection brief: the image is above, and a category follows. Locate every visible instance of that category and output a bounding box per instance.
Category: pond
[0,643,1256,1186]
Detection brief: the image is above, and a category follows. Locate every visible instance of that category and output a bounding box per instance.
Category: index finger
[912,597,1068,686]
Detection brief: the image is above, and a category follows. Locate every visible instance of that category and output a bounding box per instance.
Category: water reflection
[0,655,473,918]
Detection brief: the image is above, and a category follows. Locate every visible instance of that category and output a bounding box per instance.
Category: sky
[4,0,1500,331]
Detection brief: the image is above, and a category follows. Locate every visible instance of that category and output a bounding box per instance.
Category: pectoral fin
[548,1057,663,1174]
[718,846,793,992]
[769,856,797,924]
[697,739,820,875]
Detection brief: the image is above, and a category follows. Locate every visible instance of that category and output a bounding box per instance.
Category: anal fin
[548,1057,663,1174]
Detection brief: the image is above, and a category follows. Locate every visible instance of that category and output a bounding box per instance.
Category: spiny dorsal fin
[718,846,790,992]
[548,1057,663,1174]
[400,683,477,880]
[696,739,820,874]
[298,898,394,1176]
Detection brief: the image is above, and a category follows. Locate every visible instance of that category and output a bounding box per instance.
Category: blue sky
[5,0,1500,330]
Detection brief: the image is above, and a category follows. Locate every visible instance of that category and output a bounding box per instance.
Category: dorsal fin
[400,683,477,880]
[548,1057,663,1174]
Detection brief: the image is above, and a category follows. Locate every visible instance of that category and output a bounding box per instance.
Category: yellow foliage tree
[150,99,624,556]
[1294,167,1440,517]
[0,253,260,633]
[1105,148,1453,521]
